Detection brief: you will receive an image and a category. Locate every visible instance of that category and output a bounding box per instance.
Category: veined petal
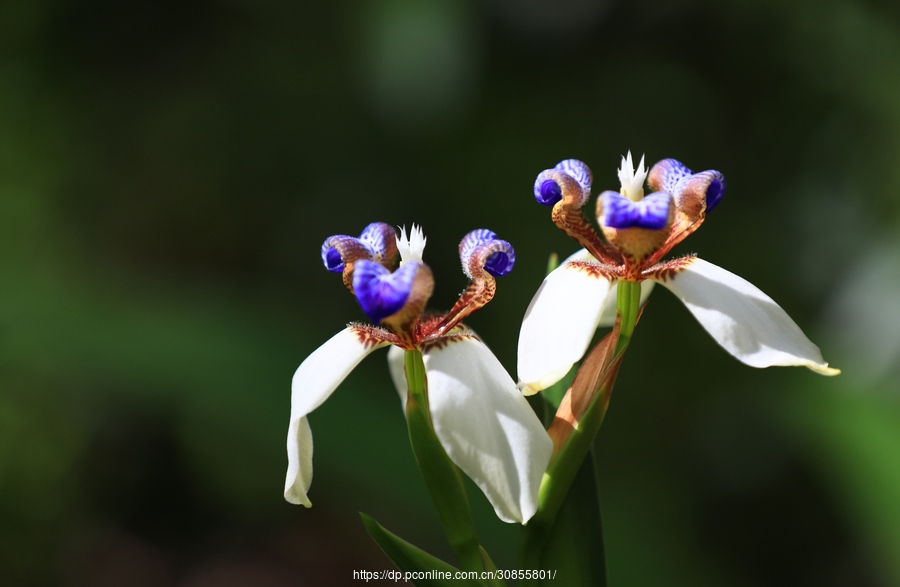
[554,159,593,194]
[653,258,840,375]
[353,260,414,324]
[422,335,553,523]
[600,190,672,230]
[597,279,656,327]
[285,326,390,505]
[517,249,615,394]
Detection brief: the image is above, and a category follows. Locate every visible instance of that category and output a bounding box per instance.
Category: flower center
[397,225,427,266]
[617,151,648,202]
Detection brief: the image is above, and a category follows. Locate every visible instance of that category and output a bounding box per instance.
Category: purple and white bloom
[286,223,552,524]
[518,153,840,394]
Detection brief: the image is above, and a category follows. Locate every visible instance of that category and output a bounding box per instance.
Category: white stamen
[617,150,648,202]
[397,224,427,265]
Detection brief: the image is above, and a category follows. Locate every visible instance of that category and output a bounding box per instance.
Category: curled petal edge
[459,229,516,279]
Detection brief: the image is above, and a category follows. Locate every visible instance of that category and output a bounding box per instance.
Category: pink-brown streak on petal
[419,330,480,353]
[642,255,698,282]
[431,278,496,338]
[566,260,621,280]
[348,323,403,349]
[547,317,622,453]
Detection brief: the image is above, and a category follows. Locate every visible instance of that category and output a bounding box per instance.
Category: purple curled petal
[533,159,592,207]
[460,228,496,260]
[320,222,398,274]
[352,260,414,324]
[554,159,592,194]
[322,246,344,272]
[533,173,563,207]
[706,176,725,211]
[484,248,515,277]
[358,222,397,262]
[460,229,516,278]
[320,234,359,272]
[700,172,726,211]
[673,170,726,212]
[651,159,693,194]
[638,192,674,229]
[602,191,672,230]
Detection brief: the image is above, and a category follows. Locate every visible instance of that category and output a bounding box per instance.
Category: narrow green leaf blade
[538,454,606,586]
[360,513,486,587]
[517,454,606,586]
[479,546,507,587]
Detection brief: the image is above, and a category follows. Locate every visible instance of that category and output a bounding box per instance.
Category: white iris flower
[286,224,552,524]
[519,156,839,395]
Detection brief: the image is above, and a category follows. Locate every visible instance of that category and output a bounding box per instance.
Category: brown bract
[547,317,623,452]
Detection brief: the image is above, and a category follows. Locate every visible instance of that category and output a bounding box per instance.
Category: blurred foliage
[1,0,899,585]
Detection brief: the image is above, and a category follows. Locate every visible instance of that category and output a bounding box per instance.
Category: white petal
[284,416,314,506]
[597,279,656,326]
[424,336,554,523]
[656,258,840,375]
[387,344,408,410]
[284,327,389,505]
[517,249,614,394]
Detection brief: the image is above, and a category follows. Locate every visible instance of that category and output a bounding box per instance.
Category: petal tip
[284,486,313,507]
[517,381,543,396]
[810,363,841,376]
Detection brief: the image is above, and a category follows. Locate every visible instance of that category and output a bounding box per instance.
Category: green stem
[615,280,641,353]
[518,375,614,576]
[519,280,643,576]
[404,350,485,573]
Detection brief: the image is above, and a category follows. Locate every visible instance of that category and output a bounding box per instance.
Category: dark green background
[3,0,900,585]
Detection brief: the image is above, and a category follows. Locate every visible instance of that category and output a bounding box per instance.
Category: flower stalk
[615,280,642,351]
[519,313,629,574]
[403,349,485,572]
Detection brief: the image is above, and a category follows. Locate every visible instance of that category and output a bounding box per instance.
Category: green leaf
[478,547,507,587]
[537,453,607,586]
[518,453,607,586]
[360,513,486,587]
